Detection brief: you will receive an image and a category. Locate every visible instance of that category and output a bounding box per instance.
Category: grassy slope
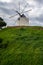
[0,27,43,65]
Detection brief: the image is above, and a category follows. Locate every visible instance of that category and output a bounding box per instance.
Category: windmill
[9,2,32,26]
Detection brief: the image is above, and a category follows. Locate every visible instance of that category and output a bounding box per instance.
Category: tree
[0,17,7,29]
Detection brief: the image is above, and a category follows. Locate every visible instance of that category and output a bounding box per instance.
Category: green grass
[0,26,43,65]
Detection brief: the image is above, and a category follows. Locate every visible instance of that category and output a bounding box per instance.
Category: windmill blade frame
[21,2,29,13]
[21,4,27,13]
[9,14,18,18]
[9,1,32,19]
[21,9,32,14]
[9,9,32,18]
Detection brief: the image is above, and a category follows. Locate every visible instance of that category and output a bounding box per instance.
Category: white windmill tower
[9,2,32,26]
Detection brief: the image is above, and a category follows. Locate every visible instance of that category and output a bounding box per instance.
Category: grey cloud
[1,7,18,16]
[0,2,19,15]
[36,14,43,22]
[34,0,43,7]
[30,14,43,23]
[35,0,43,3]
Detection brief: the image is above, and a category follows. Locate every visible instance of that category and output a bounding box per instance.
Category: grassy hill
[0,27,43,65]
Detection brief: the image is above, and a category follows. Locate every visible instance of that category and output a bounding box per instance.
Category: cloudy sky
[0,0,43,26]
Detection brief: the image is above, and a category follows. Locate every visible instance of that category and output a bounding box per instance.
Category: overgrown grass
[0,27,43,65]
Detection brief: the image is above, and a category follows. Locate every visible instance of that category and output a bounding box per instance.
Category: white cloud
[0,0,12,3]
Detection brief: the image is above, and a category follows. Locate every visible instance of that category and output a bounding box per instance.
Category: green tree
[0,17,7,29]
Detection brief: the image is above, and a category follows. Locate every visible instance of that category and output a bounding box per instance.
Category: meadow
[0,26,43,65]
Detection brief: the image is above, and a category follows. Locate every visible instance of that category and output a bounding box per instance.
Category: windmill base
[16,17,29,26]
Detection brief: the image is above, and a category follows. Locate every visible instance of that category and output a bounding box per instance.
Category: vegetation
[0,27,43,65]
[0,17,6,29]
